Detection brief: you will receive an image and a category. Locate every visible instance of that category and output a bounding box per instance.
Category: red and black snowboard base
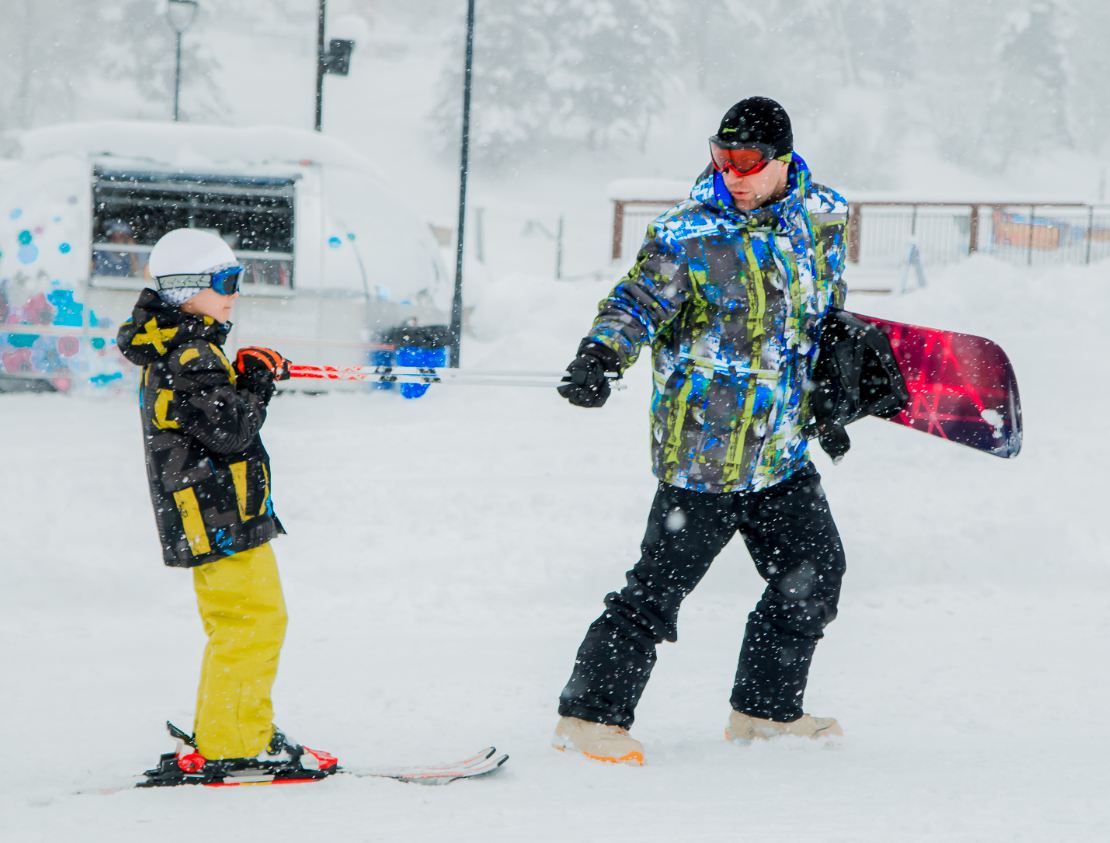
[852,313,1022,458]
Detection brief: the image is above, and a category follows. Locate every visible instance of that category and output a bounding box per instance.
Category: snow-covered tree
[435,0,678,168]
[1066,1,1110,162]
[0,0,103,128]
[982,0,1073,168]
[106,0,230,123]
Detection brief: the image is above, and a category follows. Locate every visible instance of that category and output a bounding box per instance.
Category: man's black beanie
[712,97,793,157]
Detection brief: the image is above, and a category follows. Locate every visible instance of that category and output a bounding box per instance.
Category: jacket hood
[689,152,811,232]
[116,287,231,366]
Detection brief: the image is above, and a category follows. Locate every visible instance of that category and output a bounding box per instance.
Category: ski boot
[139,722,338,787]
[225,726,339,778]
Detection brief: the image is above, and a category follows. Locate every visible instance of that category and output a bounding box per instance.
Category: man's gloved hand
[557,340,621,408]
[234,347,291,404]
[815,421,852,464]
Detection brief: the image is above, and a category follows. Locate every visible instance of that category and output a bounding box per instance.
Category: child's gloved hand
[235,347,291,404]
[235,347,291,381]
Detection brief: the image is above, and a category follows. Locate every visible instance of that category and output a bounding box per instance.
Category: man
[554,97,849,766]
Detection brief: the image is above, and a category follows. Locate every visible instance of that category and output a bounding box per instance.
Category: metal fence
[848,202,1110,267]
[610,198,1110,267]
[611,199,674,263]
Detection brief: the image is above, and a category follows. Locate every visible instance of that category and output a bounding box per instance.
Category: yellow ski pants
[192,542,287,760]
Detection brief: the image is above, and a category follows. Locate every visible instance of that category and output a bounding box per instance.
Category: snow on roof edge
[606,177,693,202]
[5,120,381,176]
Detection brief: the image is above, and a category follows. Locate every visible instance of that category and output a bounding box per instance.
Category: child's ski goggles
[708,138,786,177]
[156,265,244,296]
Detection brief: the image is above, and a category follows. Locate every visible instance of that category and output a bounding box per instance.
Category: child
[117,228,337,785]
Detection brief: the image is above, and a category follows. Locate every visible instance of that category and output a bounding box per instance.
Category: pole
[1027,205,1035,266]
[288,363,623,390]
[475,206,485,263]
[315,0,326,131]
[449,0,476,367]
[555,215,564,280]
[611,200,624,260]
[1085,205,1094,266]
[173,31,183,121]
[847,203,861,263]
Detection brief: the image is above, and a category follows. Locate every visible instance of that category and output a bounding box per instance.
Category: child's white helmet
[149,229,238,305]
[149,228,237,278]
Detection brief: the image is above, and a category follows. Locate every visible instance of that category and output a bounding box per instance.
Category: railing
[847,202,1110,267]
[611,199,674,262]
[610,197,1110,267]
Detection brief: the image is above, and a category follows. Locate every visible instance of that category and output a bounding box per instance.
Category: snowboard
[851,312,1022,458]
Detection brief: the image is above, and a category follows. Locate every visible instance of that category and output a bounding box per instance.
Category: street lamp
[449,0,476,367]
[166,0,199,122]
[314,0,355,131]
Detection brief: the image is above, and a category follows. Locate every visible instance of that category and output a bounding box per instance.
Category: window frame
[89,168,298,295]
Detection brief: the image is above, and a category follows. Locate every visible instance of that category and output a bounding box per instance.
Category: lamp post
[166,0,199,122]
[314,0,355,131]
[315,0,326,131]
[449,0,476,367]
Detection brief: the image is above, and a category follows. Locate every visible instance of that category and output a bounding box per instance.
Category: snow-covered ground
[2,256,1108,841]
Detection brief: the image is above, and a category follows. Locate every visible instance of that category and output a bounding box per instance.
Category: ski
[342,746,509,785]
[78,747,508,794]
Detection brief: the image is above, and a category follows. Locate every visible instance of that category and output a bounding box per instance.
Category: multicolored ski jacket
[588,154,848,493]
[117,289,283,567]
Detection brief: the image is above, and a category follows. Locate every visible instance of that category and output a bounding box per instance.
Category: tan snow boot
[725,710,843,742]
[552,716,644,766]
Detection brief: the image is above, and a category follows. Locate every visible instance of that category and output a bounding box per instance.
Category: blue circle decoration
[18,229,32,245]
[327,236,342,249]
[59,242,72,254]
[18,244,39,264]
[346,232,357,241]
[9,208,22,220]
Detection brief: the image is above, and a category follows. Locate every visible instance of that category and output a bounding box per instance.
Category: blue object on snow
[370,348,395,391]
[397,345,446,399]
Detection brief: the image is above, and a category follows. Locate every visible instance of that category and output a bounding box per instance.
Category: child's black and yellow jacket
[117,288,284,567]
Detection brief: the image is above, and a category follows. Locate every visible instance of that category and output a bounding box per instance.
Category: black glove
[235,346,290,405]
[557,340,620,408]
[815,420,852,464]
[809,310,908,461]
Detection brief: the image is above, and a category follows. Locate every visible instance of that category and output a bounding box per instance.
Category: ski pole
[287,363,624,390]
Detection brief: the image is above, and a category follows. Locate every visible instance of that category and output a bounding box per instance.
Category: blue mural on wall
[0,209,128,392]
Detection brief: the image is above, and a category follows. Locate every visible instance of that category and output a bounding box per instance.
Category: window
[90,168,297,291]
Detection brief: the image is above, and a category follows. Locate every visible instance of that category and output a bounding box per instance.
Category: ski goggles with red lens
[708,138,782,177]
[156,265,244,296]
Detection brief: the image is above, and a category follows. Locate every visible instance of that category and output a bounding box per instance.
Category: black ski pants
[558,463,845,728]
